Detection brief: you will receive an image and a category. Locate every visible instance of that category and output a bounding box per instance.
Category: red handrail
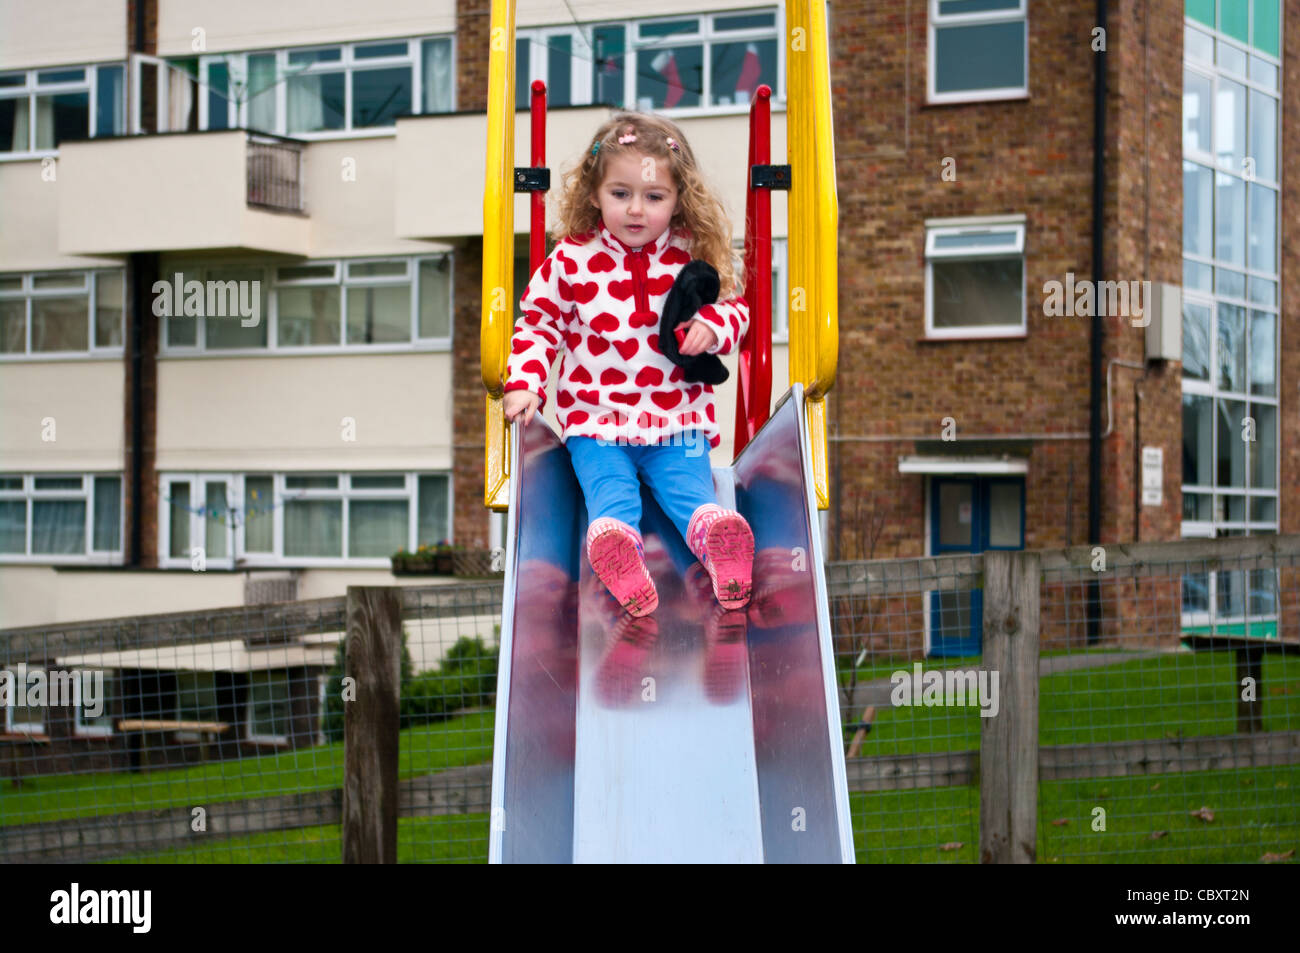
[529,80,547,276]
[734,84,774,455]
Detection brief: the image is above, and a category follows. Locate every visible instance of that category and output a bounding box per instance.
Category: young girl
[502,111,755,619]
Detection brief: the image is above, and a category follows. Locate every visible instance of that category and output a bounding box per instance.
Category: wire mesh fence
[1,533,1296,863]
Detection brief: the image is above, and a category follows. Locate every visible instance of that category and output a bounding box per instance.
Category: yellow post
[481,0,517,510]
[785,0,838,509]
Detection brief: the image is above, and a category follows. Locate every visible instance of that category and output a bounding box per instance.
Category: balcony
[56,130,310,257]
[393,107,786,241]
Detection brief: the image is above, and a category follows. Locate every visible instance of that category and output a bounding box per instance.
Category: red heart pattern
[590,312,619,333]
[504,226,743,455]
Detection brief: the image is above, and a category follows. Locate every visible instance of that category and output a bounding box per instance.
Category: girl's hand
[503,390,541,426]
[677,318,719,356]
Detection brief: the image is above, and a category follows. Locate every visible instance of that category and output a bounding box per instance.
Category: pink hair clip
[617,131,637,144]
[665,136,680,153]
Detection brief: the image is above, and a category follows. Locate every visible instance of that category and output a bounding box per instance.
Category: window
[0,474,123,563]
[1,664,44,733]
[246,672,291,742]
[196,36,453,137]
[161,255,451,353]
[924,218,1025,338]
[175,672,219,724]
[729,236,788,340]
[0,64,125,156]
[928,0,1028,103]
[0,270,124,358]
[1180,2,1280,637]
[74,669,114,737]
[159,472,452,568]
[517,8,782,112]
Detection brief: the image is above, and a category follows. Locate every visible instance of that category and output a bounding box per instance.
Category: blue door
[928,476,1025,657]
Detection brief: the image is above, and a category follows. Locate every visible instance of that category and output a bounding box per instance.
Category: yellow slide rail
[785,0,838,509]
[481,0,517,510]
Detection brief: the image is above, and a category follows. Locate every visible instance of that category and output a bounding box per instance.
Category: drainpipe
[1087,0,1108,644]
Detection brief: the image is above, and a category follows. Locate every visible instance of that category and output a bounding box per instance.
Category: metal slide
[488,384,854,863]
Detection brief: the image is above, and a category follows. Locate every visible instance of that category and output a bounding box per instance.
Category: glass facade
[1180,1,1281,636]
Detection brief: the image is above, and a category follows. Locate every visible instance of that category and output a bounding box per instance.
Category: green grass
[850,650,1300,757]
[106,764,1298,864]
[853,764,1300,863]
[0,712,494,828]
[105,815,489,864]
[6,648,1298,863]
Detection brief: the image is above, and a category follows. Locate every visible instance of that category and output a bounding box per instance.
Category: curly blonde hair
[552,111,743,300]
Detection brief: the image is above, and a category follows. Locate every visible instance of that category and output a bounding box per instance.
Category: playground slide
[488,384,855,863]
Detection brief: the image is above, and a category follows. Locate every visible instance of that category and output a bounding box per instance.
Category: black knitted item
[658,260,729,386]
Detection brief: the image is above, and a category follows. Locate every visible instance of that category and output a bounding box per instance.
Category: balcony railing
[246,134,304,213]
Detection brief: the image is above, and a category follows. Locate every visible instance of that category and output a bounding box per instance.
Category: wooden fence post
[342,586,402,863]
[980,549,1041,863]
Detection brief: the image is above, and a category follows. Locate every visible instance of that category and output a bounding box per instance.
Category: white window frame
[158,471,454,569]
[0,63,125,160]
[158,473,237,570]
[927,0,1028,105]
[3,664,45,733]
[245,671,291,743]
[196,34,455,139]
[0,269,126,361]
[518,5,785,117]
[923,215,1026,339]
[159,254,452,355]
[73,668,114,737]
[0,473,124,564]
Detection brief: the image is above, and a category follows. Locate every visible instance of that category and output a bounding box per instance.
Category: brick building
[0,0,1294,660]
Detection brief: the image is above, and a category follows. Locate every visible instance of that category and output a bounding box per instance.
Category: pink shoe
[687,504,755,610]
[747,546,815,629]
[703,606,748,703]
[586,517,658,617]
[597,612,659,706]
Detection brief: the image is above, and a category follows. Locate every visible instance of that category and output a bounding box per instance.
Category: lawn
[0,712,494,828]
[5,648,1297,863]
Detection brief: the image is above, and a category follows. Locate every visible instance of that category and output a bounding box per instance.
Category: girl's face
[589,150,679,248]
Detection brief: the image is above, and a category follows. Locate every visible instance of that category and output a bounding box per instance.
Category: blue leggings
[566,431,717,560]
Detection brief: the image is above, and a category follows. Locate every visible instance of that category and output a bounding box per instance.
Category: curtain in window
[422,39,452,113]
[348,500,407,557]
[0,500,25,553]
[244,477,274,552]
[166,67,195,132]
[288,74,326,132]
[284,499,341,556]
[33,96,54,149]
[92,477,121,551]
[4,97,30,150]
[248,53,277,131]
[32,499,85,554]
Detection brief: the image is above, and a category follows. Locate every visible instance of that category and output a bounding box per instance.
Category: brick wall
[452,239,489,549]
[1282,1,1299,538]
[827,0,1186,577]
[457,0,490,112]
